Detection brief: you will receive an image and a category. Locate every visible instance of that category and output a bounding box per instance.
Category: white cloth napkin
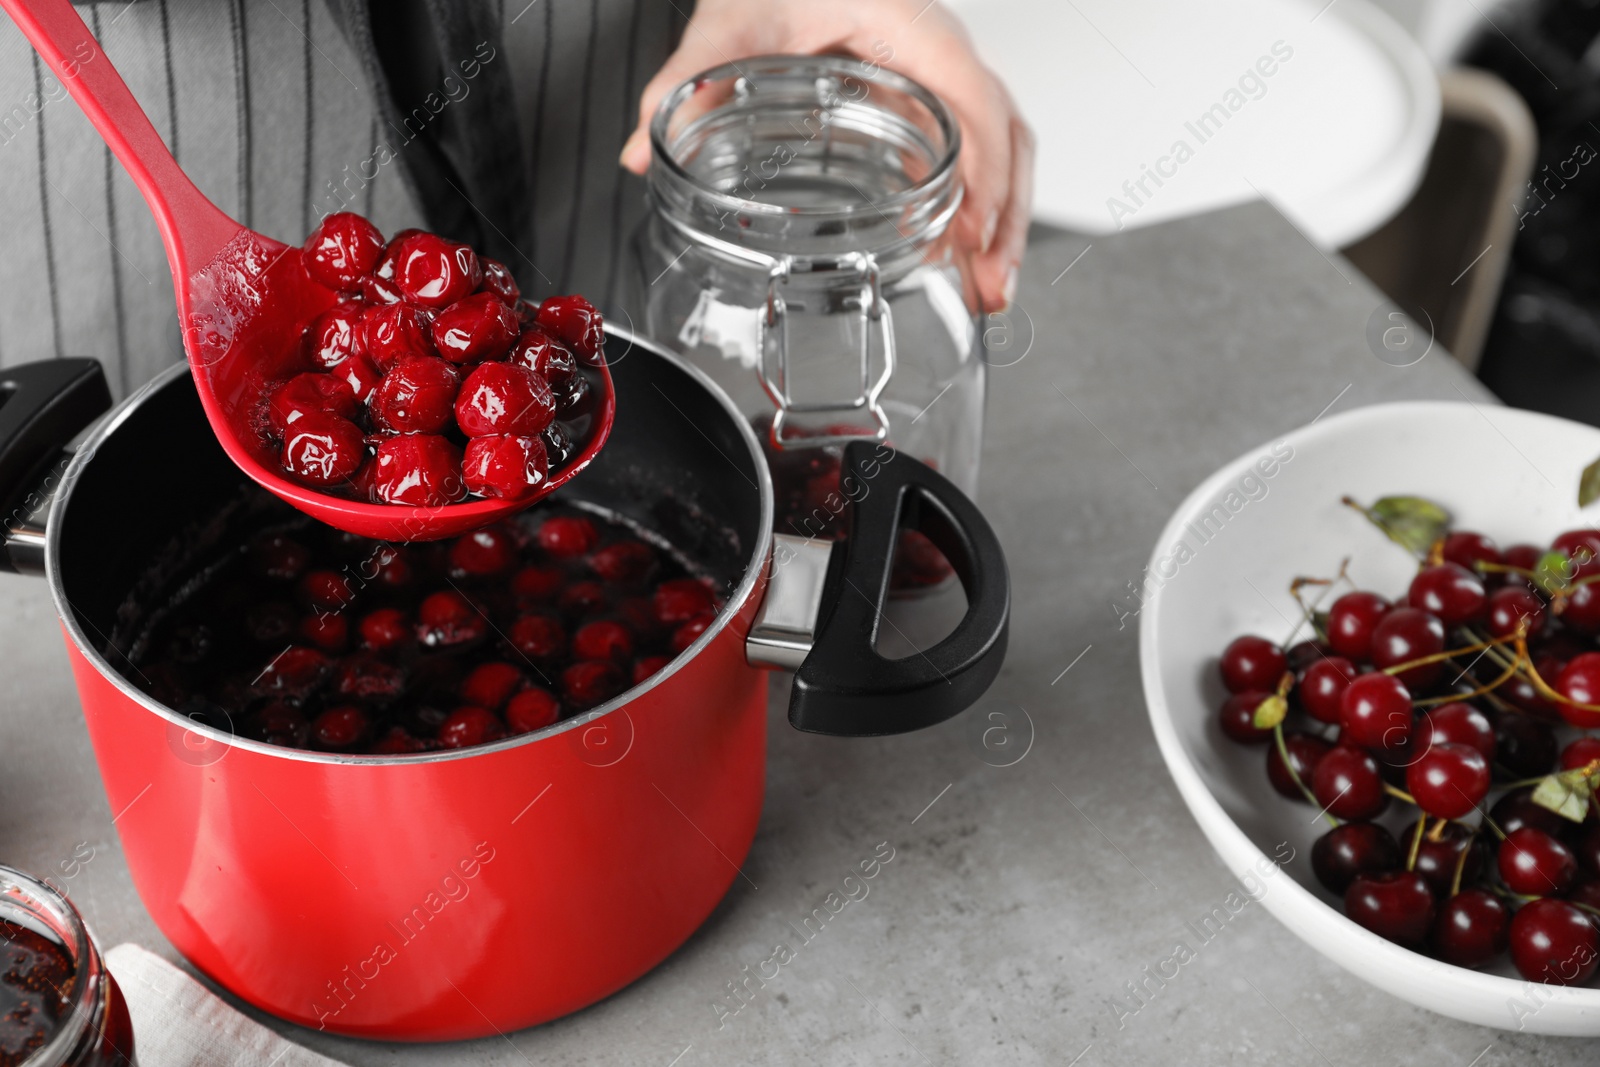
[105,944,350,1067]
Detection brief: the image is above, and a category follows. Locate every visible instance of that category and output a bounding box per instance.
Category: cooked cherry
[459,662,523,710]
[448,526,517,577]
[1345,871,1435,945]
[370,434,465,506]
[1492,786,1569,839]
[561,659,626,709]
[573,620,633,663]
[248,702,310,747]
[370,356,460,434]
[479,257,520,304]
[507,326,577,388]
[463,435,549,501]
[302,211,385,290]
[306,302,366,369]
[1327,591,1390,660]
[1433,890,1509,968]
[1266,732,1330,800]
[672,613,715,653]
[538,515,600,558]
[311,705,368,750]
[1408,563,1487,626]
[1412,821,1484,898]
[560,580,608,618]
[268,373,358,433]
[506,687,560,733]
[512,565,564,601]
[535,294,605,358]
[360,272,403,305]
[1501,827,1579,896]
[1414,701,1495,762]
[371,726,429,754]
[1312,822,1401,894]
[1442,530,1501,575]
[373,548,413,589]
[431,291,520,363]
[330,352,383,406]
[1297,655,1355,724]
[250,533,310,581]
[392,232,482,308]
[1406,742,1490,819]
[1487,585,1546,639]
[589,540,658,585]
[245,601,297,644]
[360,303,436,369]
[632,654,672,685]
[1340,672,1413,751]
[299,570,354,611]
[617,596,663,639]
[1219,690,1276,744]
[281,410,365,486]
[438,706,506,748]
[253,646,331,699]
[1311,744,1389,819]
[1369,607,1446,690]
[331,654,405,703]
[1495,716,1558,778]
[455,362,556,437]
[359,608,410,650]
[416,590,487,647]
[1219,635,1287,694]
[299,612,349,651]
[509,613,566,660]
[653,577,714,625]
[1509,898,1599,985]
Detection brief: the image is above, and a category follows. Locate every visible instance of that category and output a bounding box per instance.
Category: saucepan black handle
[0,358,112,573]
[789,441,1010,736]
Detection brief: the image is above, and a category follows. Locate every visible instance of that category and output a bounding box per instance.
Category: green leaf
[1533,551,1574,596]
[1252,694,1288,731]
[1357,496,1452,559]
[1532,768,1597,823]
[1581,455,1600,508]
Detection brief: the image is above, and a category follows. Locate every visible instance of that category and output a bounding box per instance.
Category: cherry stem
[1284,560,1348,648]
[1427,816,1448,843]
[1384,783,1418,805]
[1480,810,1508,843]
[1273,723,1333,824]
[1380,633,1517,678]
[1406,815,1427,872]
[1514,633,1600,715]
[1449,826,1477,897]
[1413,651,1523,707]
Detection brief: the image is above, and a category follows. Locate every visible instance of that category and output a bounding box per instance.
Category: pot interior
[53,340,768,736]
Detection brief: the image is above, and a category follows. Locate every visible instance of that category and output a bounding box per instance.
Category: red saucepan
[0,333,1008,1040]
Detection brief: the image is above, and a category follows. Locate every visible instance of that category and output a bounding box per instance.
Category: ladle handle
[0,0,241,274]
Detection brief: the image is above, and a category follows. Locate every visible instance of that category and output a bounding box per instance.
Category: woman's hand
[621,0,1033,310]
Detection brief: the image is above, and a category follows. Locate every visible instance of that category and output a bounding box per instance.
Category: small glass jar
[0,867,135,1067]
[632,55,983,582]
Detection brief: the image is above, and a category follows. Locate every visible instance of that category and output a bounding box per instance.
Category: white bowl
[1139,400,1600,1036]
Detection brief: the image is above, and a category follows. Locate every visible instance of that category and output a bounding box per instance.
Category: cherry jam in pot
[0,870,133,1067]
[116,487,723,756]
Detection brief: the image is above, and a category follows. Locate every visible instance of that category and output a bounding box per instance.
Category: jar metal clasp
[759,250,896,450]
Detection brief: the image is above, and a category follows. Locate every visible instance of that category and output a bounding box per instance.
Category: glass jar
[0,867,135,1067]
[632,55,983,583]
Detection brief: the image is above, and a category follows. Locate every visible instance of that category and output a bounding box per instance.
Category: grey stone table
[0,201,1582,1066]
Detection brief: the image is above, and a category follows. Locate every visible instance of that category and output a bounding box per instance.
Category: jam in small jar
[0,868,134,1067]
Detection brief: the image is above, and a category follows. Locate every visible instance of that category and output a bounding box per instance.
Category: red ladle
[1,0,613,542]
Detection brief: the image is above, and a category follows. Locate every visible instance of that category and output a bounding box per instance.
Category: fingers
[972,114,1035,310]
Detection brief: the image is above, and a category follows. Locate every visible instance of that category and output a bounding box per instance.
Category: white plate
[1139,401,1600,1035]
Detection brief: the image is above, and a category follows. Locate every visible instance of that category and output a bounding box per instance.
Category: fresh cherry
[1406,742,1490,819]
[1296,655,1355,724]
[1487,585,1546,639]
[1509,898,1600,985]
[1312,822,1401,894]
[1219,635,1288,695]
[1327,591,1390,660]
[1560,736,1600,771]
[1414,701,1496,762]
[1491,786,1569,839]
[1561,581,1600,634]
[1266,732,1331,800]
[1499,826,1579,896]
[1408,563,1487,625]
[1345,871,1435,945]
[1219,691,1276,744]
[1432,890,1509,968]
[1412,821,1484,897]
[1442,530,1501,575]
[1555,653,1600,728]
[1369,607,1447,690]
[1311,744,1389,819]
[1340,672,1414,751]
[1495,717,1558,778]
